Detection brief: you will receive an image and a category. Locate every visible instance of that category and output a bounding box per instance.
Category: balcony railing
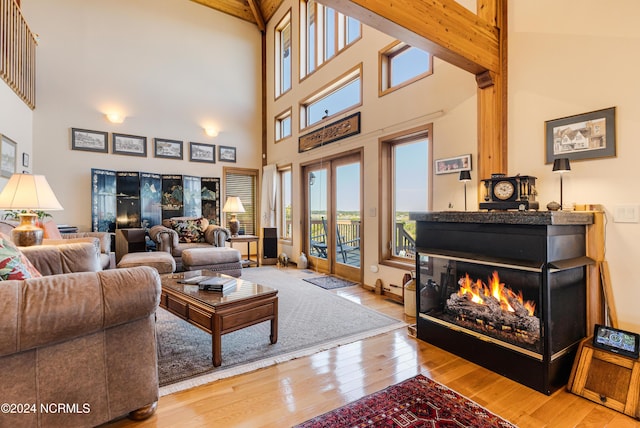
[1,0,37,109]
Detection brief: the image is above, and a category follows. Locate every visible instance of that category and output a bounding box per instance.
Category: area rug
[294,374,516,428]
[303,275,358,290]
[157,267,406,395]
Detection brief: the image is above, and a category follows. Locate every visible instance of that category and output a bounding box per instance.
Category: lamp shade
[222,196,245,213]
[459,170,471,182]
[552,158,571,173]
[0,174,63,211]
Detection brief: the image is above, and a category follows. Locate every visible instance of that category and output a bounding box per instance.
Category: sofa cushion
[42,220,63,239]
[0,233,42,280]
[168,217,209,243]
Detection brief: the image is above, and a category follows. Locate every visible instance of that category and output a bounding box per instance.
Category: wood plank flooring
[104,272,640,427]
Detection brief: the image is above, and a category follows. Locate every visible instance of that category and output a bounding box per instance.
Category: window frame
[379,41,433,97]
[224,167,259,237]
[278,164,293,242]
[299,63,362,131]
[275,107,292,142]
[299,0,361,80]
[275,10,292,99]
[379,124,433,270]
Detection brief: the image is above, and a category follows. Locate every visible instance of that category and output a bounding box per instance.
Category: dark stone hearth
[410,210,593,226]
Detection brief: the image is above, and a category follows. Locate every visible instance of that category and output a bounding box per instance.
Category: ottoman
[117,251,176,274]
[181,247,243,277]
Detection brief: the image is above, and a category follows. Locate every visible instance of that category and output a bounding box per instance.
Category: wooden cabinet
[568,338,640,419]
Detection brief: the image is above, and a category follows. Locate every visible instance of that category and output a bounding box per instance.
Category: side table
[227,235,260,267]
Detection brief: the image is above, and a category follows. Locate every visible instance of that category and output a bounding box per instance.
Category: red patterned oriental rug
[294,374,516,428]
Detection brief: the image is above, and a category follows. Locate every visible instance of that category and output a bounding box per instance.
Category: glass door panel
[335,161,360,268]
[308,167,328,265]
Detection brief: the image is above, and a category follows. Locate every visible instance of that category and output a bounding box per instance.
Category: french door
[303,151,362,282]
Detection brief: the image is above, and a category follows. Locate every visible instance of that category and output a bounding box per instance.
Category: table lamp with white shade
[223,196,245,237]
[0,174,64,246]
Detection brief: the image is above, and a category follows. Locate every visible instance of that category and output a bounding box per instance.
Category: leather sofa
[149,217,232,271]
[0,262,161,427]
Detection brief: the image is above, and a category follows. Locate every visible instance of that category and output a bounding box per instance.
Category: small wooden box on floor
[568,337,640,419]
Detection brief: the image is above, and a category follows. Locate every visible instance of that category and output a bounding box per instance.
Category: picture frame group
[70,128,236,163]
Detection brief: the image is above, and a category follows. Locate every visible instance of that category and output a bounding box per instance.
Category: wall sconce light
[106,113,125,124]
[204,127,218,137]
[551,157,571,210]
[459,170,472,211]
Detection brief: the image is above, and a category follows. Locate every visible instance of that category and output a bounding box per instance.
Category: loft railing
[1,0,37,109]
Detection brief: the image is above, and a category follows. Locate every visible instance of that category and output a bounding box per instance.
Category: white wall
[21,0,262,231]
[0,81,33,186]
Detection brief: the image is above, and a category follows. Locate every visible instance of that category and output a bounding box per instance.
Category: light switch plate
[613,204,640,223]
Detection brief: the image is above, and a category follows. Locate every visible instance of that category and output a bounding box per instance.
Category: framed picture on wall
[0,134,17,178]
[113,133,147,157]
[545,107,616,163]
[434,154,471,175]
[154,138,183,159]
[71,128,108,153]
[189,142,215,163]
[218,145,236,163]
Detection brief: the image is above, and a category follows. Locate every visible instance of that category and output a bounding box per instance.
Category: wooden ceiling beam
[190,0,256,24]
[248,0,266,32]
[318,0,499,75]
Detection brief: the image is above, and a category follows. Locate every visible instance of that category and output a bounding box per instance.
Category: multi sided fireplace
[410,211,594,395]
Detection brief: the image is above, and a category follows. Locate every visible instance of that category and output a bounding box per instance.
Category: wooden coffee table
[160,270,278,367]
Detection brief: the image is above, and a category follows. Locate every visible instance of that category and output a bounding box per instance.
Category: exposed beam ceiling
[190,0,282,30]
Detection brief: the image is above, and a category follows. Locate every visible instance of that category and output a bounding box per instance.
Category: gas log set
[410,211,594,395]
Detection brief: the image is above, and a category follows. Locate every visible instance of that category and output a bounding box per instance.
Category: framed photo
[545,107,616,163]
[71,128,108,153]
[218,145,236,163]
[22,152,29,167]
[435,154,471,175]
[189,142,215,163]
[0,134,17,178]
[113,133,147,157]
[154,138,183,159]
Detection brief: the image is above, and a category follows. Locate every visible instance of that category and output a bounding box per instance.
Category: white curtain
[260,164,277,228]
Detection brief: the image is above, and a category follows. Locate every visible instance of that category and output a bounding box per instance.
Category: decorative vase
[298,252,308,269]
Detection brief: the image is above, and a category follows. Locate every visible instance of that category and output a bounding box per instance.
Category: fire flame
[457,271,536,316]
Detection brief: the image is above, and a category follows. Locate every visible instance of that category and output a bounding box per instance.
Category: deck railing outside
[1,0,37,109]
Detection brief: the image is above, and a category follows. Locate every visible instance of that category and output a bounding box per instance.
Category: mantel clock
[479,174,539,211]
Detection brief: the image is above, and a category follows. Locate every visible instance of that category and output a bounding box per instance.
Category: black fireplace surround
[410,211,594,395]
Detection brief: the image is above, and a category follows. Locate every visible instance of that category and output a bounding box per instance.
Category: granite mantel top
[409,211,594,225]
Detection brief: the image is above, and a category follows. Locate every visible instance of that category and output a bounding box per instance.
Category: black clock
[479,174,539,211]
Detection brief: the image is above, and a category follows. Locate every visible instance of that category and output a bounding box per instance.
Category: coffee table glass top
[162,270,276,306]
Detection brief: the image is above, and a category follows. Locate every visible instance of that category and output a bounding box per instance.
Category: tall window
[300,0,361,78]
[379,41,432,96]
[224,168,258,236]
[275,11,292,97]
[380,125,432,266]
[278,166,292,240]
[300,65,362,129]
[275,108,292,142]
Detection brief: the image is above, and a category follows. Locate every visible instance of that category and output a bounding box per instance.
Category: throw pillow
[0,233,42,280]
[42,220,63,239]
[169,217,209,243]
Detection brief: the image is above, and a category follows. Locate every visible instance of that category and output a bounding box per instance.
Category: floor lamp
[459,170,471,211]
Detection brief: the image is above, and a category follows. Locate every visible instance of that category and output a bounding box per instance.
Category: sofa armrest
[0,266,161,357]
[58,231,112,253]
[21,242,102,275]
[204,225,231,247]
[149,225,178,253]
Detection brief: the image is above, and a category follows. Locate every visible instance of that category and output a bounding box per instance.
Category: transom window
[300,65,361,129]
[380,41,432,96]
[275,108,292,142]
[300,0,361,78]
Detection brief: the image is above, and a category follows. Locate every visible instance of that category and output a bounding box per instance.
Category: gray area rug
[303,275,359,290]
[157,267,405,395]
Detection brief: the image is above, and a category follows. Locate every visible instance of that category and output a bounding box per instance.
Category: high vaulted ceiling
[191,0,284,31]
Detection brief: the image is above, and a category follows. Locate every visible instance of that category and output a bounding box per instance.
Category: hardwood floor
[105,273,640,428]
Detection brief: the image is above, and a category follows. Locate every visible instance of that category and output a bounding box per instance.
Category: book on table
[178,275,237,292]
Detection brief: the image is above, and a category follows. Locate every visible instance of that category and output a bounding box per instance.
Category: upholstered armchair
[149,217,231,271]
